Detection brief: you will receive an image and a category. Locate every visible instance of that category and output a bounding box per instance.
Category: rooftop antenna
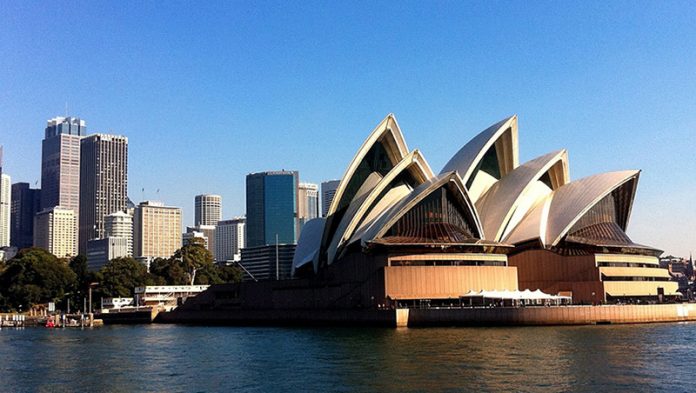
[65,102,68,117]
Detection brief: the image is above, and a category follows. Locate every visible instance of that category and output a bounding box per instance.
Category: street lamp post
[88,282,99,327]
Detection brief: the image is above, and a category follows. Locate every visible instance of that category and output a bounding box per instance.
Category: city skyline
[1,2,694,256]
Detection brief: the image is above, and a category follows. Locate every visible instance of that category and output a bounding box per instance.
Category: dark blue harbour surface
[0,323,692,392]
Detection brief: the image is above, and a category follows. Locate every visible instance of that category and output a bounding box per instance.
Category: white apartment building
[105,211,133,256]
[0,173,10,247]
[34,206,77,258]
[215,217,245,262]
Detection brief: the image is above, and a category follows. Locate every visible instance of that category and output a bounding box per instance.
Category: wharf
[98,307,160,324]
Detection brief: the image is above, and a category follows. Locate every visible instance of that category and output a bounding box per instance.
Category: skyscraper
[320,180,340,217]
[79,134,128,254]
[246,171,299,247]
[10,183,41,249]
[298,182,319,229]
[41,117,84,245]
[34,206,76,257]
[216,217,245,262]
[194,194,222,226]
[0,174,10,247]
[104,211,133,256]
[133,201,182,259]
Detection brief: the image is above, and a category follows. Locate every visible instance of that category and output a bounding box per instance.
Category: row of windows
[601,276,672,282]
[597,262,657,268]
[390,260,507,267]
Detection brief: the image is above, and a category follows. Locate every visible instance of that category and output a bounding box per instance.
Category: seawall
[157,303,696,328]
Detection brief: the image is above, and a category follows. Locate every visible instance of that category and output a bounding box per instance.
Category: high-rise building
[0,174,10,247]
[194,194,222,226]
[246,171,299,248]
[79,134,128,254]
[10,183,41,249]
[298,183,319,230]
[133,201,182,259]
[41,117,85,245]
[45,116,86,138]
[34,206,76,258]
[216,217,245,262]
[320,180,340,217]
[186,225,216,258]
[86,237,129,271]
[104,211,133,256]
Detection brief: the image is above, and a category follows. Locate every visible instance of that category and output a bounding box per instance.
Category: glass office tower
[245,171,299,247]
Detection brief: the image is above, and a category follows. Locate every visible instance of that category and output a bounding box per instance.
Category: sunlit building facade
[216,217,245,263]
[41,117,85,247]
[298,182,319,231]
[104,211,133,256]
[320,180,340,218]
[34,206,76,258]
[133,201,182,259]
[0,174,10,247]
[194,194,222,227]
[79,133,129,254]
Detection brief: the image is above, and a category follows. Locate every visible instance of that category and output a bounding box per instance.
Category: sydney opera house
[172,113,679,324]
[286,114,678,307]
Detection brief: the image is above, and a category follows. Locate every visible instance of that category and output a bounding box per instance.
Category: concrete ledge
[407,303,696,326]
[154,304,696,328]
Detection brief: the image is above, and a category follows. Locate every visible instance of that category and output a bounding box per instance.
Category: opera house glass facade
[291,114,677,306]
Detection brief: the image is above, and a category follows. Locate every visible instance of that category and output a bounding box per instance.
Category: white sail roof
[291,218,326,275]
[440,116,519,202]
[476,150,569,241]
[326,113,409,217]
[326,150,435,264]
[505,170,640,247]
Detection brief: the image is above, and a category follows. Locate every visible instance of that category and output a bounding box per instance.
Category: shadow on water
[0,323,693,392]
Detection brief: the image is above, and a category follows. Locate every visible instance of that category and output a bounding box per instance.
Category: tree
[172,240,213,285]
[67,254,93,310]
[217,264,243,283]
[0,248,77,311]
[195,263,243,284]
[149,241,243,285]
[150,257,189,285]
[97,257,155,298]
[69,255,89,287]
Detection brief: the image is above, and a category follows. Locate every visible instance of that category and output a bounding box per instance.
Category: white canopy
[461,289,571,301]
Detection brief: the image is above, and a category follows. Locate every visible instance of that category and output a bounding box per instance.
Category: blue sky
[1,1,694,256]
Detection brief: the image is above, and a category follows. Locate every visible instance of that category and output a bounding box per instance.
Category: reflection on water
[0,323,692,392]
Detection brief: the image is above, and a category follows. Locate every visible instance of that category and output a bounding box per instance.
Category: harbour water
[0,323,693,392]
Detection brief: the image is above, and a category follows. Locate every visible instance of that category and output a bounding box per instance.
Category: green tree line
[0,241,241,312]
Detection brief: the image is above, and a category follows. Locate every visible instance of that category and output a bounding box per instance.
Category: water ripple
[0,323,693,392]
